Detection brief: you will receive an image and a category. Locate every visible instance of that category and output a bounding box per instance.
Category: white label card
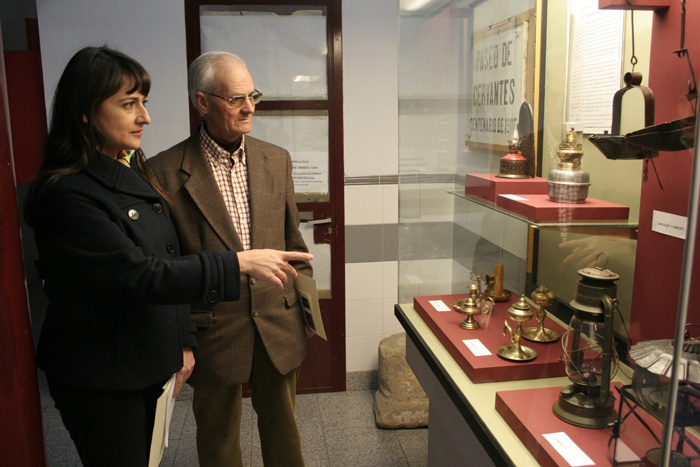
[613,439,641,463]
[429,300,452,312]
[501,194,529,201]
[542,432,594,466]
[652,210,687,240]
[463,339,492,356]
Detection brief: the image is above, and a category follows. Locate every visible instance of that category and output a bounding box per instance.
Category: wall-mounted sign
[251,115,329,194]
[567,5,624,134]
[469,18,529,150]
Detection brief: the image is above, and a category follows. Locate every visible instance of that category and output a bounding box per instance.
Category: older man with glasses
[147,51,312,467]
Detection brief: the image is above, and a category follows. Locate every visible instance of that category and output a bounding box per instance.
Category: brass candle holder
[522,285,560,343]
[452,272,495,330]
[498,295,537,361]
[452,284,483,330]
[485,264,512,302]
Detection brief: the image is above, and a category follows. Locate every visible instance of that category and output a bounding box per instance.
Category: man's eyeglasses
[202,90,263,108]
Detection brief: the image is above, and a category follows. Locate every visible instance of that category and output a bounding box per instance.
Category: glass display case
[397,0,699,465]
[397,0,643,345]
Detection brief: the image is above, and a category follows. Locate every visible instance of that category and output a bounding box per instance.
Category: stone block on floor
[373,332,429,429]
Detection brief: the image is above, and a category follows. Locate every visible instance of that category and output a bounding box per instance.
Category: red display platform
[496,384,700,467]
[496,194,630,223]
[465,173,549,202]
[413,294,567,383]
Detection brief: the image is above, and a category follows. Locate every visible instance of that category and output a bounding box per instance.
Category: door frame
[184,0,346,392]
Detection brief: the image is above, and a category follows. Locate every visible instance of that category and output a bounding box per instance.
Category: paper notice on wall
[567,6,624,134]
[652,210,687,240]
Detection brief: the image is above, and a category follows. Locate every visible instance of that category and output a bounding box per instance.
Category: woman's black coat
[29,154,241,391]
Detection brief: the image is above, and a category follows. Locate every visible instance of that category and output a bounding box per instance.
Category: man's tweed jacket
[147,132,312,385]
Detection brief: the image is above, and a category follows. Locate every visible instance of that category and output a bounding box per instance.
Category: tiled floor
[31,282,429,467]
[39,373,428,467]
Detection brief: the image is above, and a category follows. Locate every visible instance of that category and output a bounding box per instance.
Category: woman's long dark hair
[25,46,167,225]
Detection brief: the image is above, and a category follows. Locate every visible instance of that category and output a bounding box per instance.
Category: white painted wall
[343,0,399,178]
[342,0,401,372]
[37,0,191,156]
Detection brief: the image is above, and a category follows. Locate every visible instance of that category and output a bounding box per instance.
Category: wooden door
[185,0,345,392]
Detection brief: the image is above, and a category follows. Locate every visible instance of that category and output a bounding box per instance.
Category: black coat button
[207,290,219,303]
[153,203,163,213]
[166,242,174,253]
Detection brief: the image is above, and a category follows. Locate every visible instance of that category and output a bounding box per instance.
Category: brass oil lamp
[523,285,560,343]
[452,283,494,330]
[498,295,537,361]
[547,128,591,203]
[452,284,482,330]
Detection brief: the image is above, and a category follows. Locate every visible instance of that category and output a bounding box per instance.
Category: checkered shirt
[200,130,251,250]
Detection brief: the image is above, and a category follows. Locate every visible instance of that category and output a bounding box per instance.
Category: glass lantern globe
[553,262,620,429]
[562,311,609,388]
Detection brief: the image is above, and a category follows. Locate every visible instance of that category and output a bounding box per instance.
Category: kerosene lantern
[496,128,529,179]
[547,127,591,203]
[553,253,620,429]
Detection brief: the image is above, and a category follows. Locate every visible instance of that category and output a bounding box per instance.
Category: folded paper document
[294,274,327,340]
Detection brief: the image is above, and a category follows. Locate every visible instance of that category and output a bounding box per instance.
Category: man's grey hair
[188,51,246,114]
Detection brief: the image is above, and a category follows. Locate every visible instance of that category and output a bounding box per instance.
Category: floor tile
[167,399,190,443]
[172,406,199,466]
[396,427,429,463]
[42,403,81,467]
[41,387,428,467]
[324,425,407,467]
[316,390,378,429]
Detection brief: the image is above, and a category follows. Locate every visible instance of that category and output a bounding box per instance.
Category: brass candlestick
[523,285,560,343]
[498,295,537,361]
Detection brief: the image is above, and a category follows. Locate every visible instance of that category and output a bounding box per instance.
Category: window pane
[250,111,329,196]
[200,7,328,100]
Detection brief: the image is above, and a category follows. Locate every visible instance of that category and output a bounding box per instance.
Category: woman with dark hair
[25,46,311,467]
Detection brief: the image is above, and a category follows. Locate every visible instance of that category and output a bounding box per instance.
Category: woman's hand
[238,249,313,289]
[173,347,195,399]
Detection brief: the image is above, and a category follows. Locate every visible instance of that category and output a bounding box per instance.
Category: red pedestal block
[465,173,549,202]
[496,194,630,223]
[495,384,699,467]
[413,294,567,383]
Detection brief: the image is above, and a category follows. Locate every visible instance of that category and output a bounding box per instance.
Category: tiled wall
[344,183,401,372]
[344,176,530,373]
[342,0,400,373]
[341,1,532,373]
